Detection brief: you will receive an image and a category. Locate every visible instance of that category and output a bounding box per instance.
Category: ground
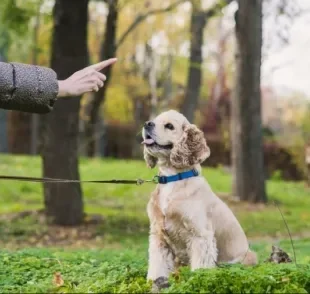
[0,155,309,292]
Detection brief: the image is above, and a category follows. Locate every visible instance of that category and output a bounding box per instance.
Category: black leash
[0,175,158,185]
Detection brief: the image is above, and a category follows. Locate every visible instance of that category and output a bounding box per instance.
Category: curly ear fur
[144,148,158,168]
[170,124,210,169]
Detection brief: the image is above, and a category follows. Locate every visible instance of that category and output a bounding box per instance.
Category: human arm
[0,58,117,114]
[0,61,58,114]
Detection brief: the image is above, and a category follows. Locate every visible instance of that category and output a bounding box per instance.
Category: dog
[142,110,257,286]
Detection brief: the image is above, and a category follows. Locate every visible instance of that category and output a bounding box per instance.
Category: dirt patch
[1,206,308,249]
[218,193,268,212]
[0,210,106,249]
[249,231,310,242]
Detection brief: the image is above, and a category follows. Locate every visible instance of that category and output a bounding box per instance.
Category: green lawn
[0,155,310,293]
[0,154,310,242]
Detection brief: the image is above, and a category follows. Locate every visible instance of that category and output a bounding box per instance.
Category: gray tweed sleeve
[0,62,59,114]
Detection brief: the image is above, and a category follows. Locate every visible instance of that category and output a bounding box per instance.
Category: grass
[0,154,310,292]
[0,154,310,243]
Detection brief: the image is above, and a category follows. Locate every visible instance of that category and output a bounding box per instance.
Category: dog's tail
[241,250,258,266]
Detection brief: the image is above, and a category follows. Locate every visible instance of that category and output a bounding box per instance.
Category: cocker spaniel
[142,110,257,287]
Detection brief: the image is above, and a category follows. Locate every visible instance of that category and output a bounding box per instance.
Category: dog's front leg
[189,230,218,270]
[147,233,174,281]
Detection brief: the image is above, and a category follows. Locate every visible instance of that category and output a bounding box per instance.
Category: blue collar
[156,169,199,184]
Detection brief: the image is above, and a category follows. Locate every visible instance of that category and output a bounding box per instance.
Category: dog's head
[142,110,210,169]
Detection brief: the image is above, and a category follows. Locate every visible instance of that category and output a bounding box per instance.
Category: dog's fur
[142,110,257,282]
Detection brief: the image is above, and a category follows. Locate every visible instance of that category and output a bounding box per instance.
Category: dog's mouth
[142,134,173,150]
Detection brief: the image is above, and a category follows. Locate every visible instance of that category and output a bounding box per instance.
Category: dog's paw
[151,276,170,293]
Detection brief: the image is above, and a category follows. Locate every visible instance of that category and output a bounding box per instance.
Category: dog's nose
[144,121,155,130]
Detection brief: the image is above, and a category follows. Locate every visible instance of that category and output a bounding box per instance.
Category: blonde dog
[142,110,257,286]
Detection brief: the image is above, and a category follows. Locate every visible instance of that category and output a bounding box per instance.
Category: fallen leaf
[53,272,64,287]
[265,246,292,264]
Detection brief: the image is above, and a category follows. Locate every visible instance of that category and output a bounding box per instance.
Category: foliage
[0,0,33,36]
[165,264,310,293]
[104,82,134,124]
[276,98,310,178]
[0,0,53,64]
[270,170,283,181]
[0,240,310,293]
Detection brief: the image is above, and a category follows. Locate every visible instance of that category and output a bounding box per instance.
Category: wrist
[57,80,70,97]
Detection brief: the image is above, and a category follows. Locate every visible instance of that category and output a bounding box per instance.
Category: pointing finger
[90,58,117,71]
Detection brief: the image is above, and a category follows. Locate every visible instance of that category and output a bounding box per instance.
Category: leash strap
[0,170,199,186]
[0,175,155,186]
[155,169,199,184]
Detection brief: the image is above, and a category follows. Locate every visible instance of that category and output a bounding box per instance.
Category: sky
[262,0,310,97]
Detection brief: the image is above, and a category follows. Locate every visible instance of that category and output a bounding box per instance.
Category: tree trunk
[30,0,43,155]
[180,1,232,123]
[231,0,267,203]
[146,44,158,120]
[181,8,206,123]
[161,51,174,110]
[305,143,310,187]
[85,0,118,157]
[7,111,31,153]
[6,2,45,155]
[42,0,89,225]
[7,111,32,154]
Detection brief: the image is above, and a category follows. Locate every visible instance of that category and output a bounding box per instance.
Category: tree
[30,0,44,155]
[181,0,231,123]
[85,0,185,157]
[201,16,232,139]
[231,0,267,203]
[2,0,42,155]
[85,0,118,157]
[42,0,89,225]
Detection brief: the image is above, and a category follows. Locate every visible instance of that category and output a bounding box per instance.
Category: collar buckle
[192,169,199,176]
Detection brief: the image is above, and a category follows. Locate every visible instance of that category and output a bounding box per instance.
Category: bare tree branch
[202,0,233,18]
[181,0,233,121]
[116,0,186,49]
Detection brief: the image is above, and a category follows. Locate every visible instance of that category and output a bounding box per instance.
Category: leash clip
[136,176,159,185]
[152,175,159,184]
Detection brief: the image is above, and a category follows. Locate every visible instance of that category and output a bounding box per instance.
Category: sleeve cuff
[11,62,59,114]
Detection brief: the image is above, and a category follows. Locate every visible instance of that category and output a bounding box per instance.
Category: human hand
[57,58,117,98]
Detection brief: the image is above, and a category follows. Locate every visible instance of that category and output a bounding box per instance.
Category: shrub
[164,264,310,293]
[1,250,309,293]
[202,139,304,181]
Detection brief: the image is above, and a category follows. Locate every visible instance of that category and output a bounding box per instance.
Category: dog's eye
[164,123,174,130]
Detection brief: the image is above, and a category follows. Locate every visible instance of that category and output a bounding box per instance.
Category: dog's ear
[170,124,210,169]
[144,147,158,168]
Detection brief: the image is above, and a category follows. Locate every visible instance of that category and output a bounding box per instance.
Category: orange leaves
[53,272,64,287]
